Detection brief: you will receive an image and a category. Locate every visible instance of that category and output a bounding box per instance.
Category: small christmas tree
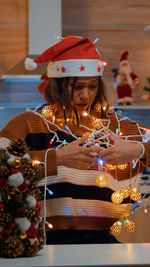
[0,139,44,258]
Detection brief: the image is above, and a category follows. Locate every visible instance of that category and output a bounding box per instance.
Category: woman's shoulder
[8,110,42,122]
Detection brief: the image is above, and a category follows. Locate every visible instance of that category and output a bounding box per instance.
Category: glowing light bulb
[48,223,53,229]
[50,139,54,144]
[106,164,116,170]
[111,191,124,204]
[48,189,53,195]
[124,219,136,233]
[97,158,104,166]
[96,174,107,187]
[117,163,128,170]
[54,35,61,39]
[144,208,148,214]
[130,186,142,201]
[93,37,99,44]
[63,139,67,145]
[52,116,55,123]
[82,111,88,116]
[32,160,40,166]
[103,61,107,66]
[110,221,122,235]
[119,186,130,198]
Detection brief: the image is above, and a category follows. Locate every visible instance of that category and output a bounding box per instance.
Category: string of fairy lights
[31,105,150,235]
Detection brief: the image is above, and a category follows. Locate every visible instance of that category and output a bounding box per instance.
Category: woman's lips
[76,104,88,108]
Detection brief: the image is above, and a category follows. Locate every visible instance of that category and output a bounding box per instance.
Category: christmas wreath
[0,139,44,257]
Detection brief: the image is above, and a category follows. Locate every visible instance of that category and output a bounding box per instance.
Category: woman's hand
[100,135,144,165]
[56,135,102,170]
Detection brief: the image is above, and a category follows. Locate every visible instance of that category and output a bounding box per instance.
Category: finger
[83,146,103,156]
[72,134,89,146]
[100,147,113,157]
[80,155,98,163]
[108,134,121,144]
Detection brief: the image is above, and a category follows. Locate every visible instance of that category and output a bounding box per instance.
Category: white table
[1,243,150,267]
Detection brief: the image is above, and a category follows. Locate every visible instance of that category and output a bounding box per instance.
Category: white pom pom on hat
[25,57,37,70]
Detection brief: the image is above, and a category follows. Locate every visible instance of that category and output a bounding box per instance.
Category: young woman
[0,36,150,244]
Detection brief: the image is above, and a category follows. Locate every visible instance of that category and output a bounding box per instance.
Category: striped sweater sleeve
[0,112,57,178]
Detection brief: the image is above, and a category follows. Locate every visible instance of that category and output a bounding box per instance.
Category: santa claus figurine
[113,51,140,105]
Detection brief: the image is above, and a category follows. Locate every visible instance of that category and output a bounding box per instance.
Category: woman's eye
[89,85,97,89]
[74,86,82,90]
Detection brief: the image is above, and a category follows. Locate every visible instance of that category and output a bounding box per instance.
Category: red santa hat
[25,35,105,77]
[119,51,129,67]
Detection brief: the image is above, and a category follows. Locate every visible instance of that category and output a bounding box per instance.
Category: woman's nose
[79,89,89,100]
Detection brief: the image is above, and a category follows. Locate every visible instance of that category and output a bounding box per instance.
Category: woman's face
[68,77,99,111]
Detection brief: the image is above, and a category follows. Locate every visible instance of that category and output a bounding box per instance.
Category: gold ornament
[130,186,142,201]
[110,221,122,235]
[20,230,27,239]
[124,219,136,233]
[117,163,128,170]
[11,159,21,168]
[119,186,130,199]
[42,106,54,118]
[111,191,124,204]
[106,164,116,170]
[96,174,108,188]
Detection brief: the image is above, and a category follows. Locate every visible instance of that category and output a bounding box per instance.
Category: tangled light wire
[29,106,150,241]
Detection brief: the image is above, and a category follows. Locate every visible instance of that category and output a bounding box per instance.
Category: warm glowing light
[124,219,136,233]
[82,132,94,142]
[106,164,116,170]
[52,116,55,123]
[119,131,123,136]
[32,160,40,166]
[54,35,61,39]
[111,191,124,204]
[130,186,142,201]
[103,61,107,66]
[110,221,122,235]
[119,186,130,198]
[82,111,88,116]
[48,223,53,229]
[117,163,128,170]
[96,174,107,187]
[50,139,54,144]
[144,208,148,214]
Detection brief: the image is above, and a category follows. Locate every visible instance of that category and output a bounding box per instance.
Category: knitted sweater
[0,109,150,231]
